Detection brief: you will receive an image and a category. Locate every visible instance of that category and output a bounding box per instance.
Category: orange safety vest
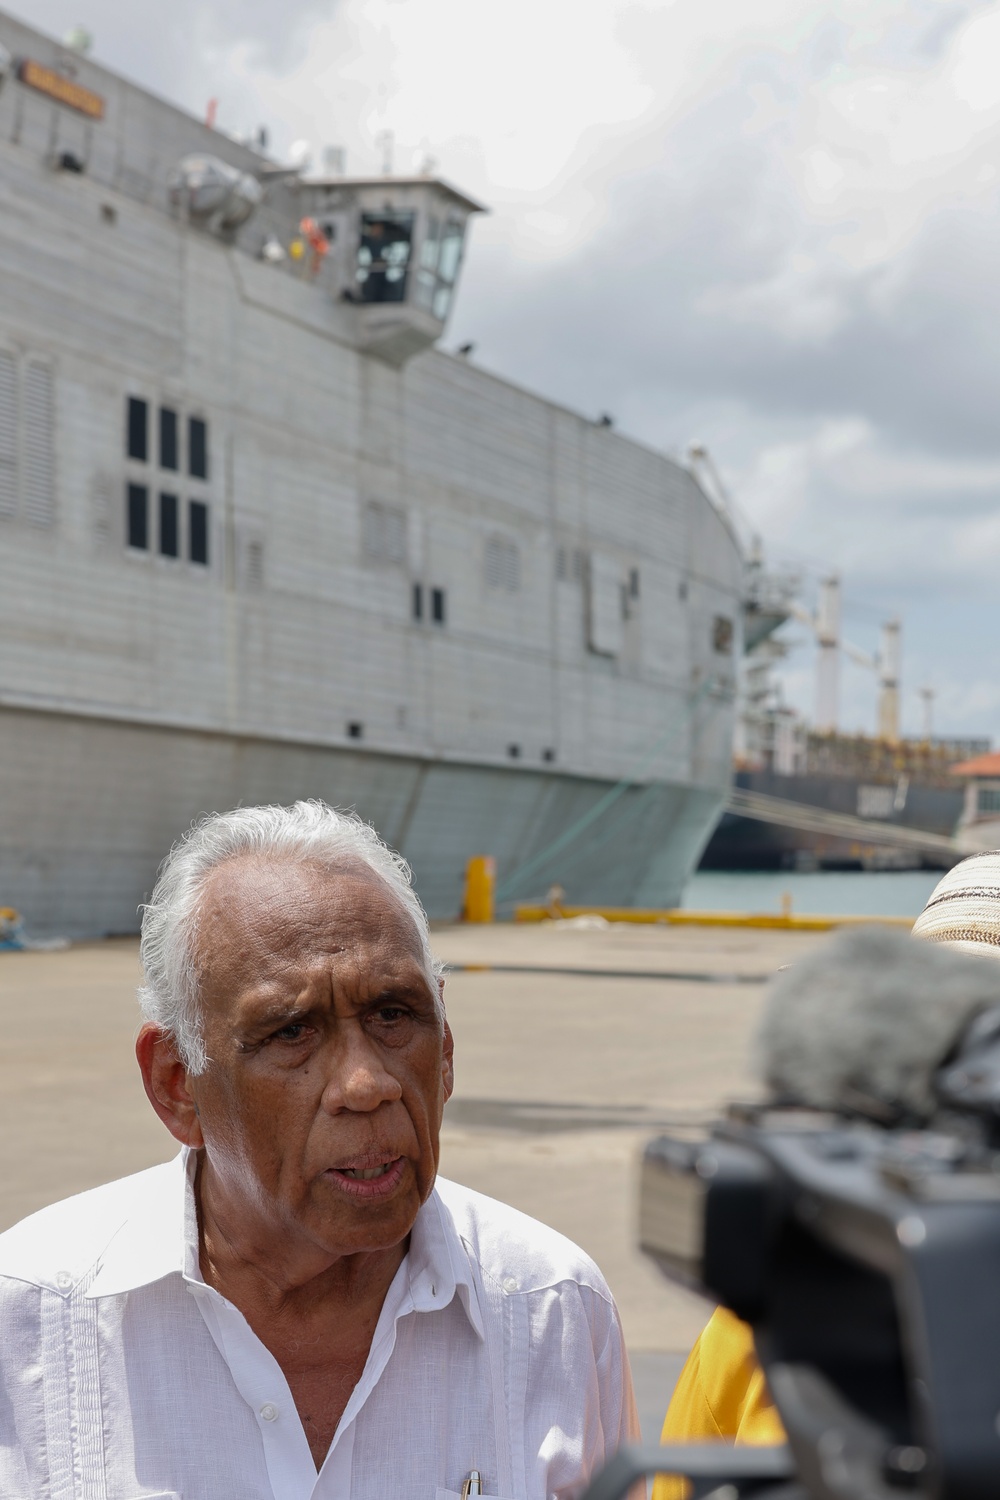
[652,1308,787,1500]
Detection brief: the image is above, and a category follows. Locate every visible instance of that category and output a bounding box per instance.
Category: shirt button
[260,1404,278,1422]
[55,1272,73,1291]
[502,1276,518,1294]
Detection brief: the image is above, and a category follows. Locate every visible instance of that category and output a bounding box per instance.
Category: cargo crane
[791,575,901,743]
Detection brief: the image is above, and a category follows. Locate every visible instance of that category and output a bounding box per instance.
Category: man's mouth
[324,1155,406,1199]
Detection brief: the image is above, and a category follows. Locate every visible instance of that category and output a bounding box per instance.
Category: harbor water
[682,868,942,918]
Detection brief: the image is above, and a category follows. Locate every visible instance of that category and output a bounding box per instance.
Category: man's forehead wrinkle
[199,853,415,937]
[192,853,430,1019]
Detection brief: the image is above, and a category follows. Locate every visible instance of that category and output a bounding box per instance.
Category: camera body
[638,1110,1000,1500]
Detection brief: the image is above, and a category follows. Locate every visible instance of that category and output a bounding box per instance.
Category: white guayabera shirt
[0,1150,638,1500]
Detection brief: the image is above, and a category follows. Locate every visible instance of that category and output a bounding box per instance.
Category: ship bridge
[169,148,486,365]
[294,175,486,364]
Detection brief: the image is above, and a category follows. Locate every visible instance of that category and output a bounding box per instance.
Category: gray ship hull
[0,10,743,933]
[1,704,721,936]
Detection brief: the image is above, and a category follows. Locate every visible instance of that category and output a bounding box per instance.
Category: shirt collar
[86,1148,485,1338]
[85,1147,193,1299]
[404,1181,485,1340]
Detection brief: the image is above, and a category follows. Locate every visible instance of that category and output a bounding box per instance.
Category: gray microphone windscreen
[757,926,1000,1122]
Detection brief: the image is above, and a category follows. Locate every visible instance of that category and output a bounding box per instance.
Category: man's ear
[136,1024,205,1148]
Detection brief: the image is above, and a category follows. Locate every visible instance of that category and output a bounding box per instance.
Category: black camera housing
[636,1113,1000,1500]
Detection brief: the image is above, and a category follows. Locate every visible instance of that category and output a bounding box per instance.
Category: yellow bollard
[463,856,496,923]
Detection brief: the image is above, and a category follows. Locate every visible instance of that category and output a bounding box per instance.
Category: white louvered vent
[245,538,265,591]
[23,362,54,526]
[484,534,520,592]
[0,351,16,520]
[362,500,407,565]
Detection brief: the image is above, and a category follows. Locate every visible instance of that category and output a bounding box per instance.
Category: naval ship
[0,12,743,934]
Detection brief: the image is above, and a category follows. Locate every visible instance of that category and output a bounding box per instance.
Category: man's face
[186,857,453,1266]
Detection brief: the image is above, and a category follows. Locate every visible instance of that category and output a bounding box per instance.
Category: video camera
[580,928,1000,1500]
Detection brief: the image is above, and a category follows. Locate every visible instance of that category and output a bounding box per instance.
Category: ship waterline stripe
[0,691,720,791]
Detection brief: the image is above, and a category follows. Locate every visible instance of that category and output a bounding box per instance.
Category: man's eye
[272,1022,310,1042]
[376,1006,408,1023]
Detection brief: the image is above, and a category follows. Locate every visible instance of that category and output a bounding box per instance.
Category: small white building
[952,753,1000,852]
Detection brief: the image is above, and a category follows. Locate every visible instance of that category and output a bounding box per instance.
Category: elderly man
[0,801,637,1498]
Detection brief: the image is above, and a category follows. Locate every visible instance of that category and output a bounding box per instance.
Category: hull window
[127,396,147,462]
[159,493,179,557]
[127,483,148,550]
[189,500,209,565]
[189,416,208,479]
[159,407,178,472]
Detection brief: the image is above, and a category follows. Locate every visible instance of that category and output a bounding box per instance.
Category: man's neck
[194,1160,409,1469]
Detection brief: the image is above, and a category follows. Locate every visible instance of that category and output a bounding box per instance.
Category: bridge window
[356,213,414,304]
[415,215,466,321]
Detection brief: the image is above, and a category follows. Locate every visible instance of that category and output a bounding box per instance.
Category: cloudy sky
[17,0,1000,739]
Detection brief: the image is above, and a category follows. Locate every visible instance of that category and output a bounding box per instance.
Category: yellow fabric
[651,1308,787,1500]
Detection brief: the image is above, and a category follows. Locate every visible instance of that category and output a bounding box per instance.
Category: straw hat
[912,852,1000,958]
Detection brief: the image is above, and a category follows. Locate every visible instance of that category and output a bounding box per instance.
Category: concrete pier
[0,919,829,1437]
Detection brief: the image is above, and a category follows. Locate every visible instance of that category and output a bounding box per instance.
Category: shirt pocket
[436,1490,520,1500]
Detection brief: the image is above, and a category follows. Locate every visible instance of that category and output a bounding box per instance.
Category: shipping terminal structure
[703,572,977,871]
[0,12,745,935]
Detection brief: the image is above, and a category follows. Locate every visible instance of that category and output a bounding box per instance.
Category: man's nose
[321,1029,403,1114]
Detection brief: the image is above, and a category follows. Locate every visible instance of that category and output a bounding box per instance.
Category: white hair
[138,800,439,1074]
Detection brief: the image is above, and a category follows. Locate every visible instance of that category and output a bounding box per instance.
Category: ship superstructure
[0,13,743,932]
